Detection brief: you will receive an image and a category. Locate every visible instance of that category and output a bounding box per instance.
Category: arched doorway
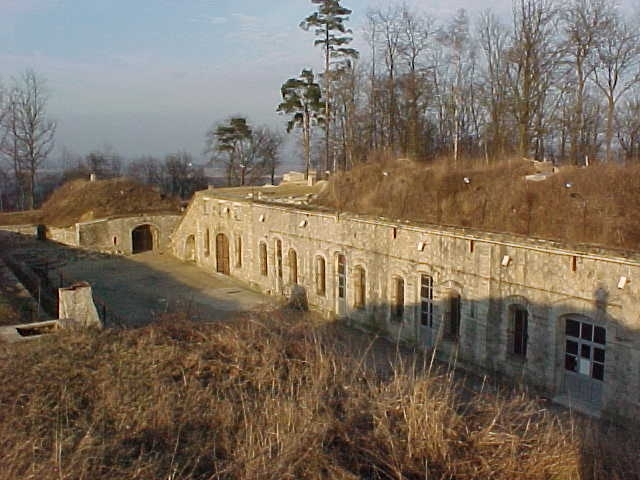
[185,234,196,262]
[444,289,461,341]
[216,233,230,275]
[132,224,155,253]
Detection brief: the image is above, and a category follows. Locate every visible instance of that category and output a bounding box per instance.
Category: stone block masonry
[43,214,182,255]
[173,188,640,422]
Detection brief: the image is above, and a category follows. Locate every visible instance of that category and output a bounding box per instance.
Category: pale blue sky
[1,0,517,161]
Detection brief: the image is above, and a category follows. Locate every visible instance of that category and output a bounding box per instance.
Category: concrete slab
[0,320,61,343]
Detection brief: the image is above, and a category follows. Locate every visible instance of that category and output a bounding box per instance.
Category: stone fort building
[172,183,640,422]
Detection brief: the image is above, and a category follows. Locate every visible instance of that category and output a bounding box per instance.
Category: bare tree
[247,126,283,185]
[165,151,206,199]
[479,10,512,159]
[127,156,165,186]
[0,70,56,209]
[507,0,560,159]
[616,93,640,162]
[369,5,403,152]
[398,5,432,159]
[438,9,478,164]
[561,0,612,164]
[591,12,640,163]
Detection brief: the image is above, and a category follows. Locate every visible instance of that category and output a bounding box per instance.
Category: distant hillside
[316,158,640,252]
[0,178,181,227]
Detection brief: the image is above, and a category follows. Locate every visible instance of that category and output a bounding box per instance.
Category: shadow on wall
[280,279,638,425]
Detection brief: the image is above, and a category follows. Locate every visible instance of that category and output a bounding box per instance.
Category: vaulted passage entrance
[132,224,155,254]
[216,233,230,275]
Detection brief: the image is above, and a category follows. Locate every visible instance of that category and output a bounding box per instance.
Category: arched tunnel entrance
[132,224,155,254]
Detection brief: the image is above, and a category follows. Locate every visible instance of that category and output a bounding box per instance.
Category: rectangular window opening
[276,240,283,279]
[392,278,405,321]
[235,236,242,268]
[446,293,461,340]
[512,307,528,357]
[420,275,434,327]
[259,243,268,277]
[354,267,366,309]
[337,255,346,299]
[315,257,326,296]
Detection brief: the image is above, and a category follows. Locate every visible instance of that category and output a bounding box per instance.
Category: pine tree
[277,69,325,179]
[207,117,253,186]
[300,0,358,175]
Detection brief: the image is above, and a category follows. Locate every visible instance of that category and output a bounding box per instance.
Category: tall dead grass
[0,311,637,479]
[320,155,640,251]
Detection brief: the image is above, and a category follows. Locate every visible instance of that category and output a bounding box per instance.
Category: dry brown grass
[0,291,23,326]
[319,155,640,251]
[0,311,637,479]
[0,178,181,228]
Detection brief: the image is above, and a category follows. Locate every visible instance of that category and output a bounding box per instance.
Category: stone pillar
[58,282,103,328]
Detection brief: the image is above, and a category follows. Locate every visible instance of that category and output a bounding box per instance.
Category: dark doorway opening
[132,224,154,254]
[185,235,196,262]
[216,233,230,275]
[36,224,47,241]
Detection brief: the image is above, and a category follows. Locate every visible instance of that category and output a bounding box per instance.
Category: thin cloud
[230,13,260,24]
[189,14,228,25]
[0,0,62,15]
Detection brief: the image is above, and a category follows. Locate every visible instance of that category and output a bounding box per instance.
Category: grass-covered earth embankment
[318,158,640,252]
[0,311,638,479]
[0,177,181,228]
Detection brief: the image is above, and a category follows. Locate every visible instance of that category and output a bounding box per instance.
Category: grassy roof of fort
[0,178,181,228]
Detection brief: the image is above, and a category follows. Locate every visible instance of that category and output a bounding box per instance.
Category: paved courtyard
[60,251,272,326]
[0,231,271,327]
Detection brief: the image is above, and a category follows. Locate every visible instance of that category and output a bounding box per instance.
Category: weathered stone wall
[0,224,36,236]
[173,190,640,421]
[44,215,181,254]
[47,226,78,246]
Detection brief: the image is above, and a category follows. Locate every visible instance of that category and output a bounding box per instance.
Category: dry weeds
[0,311,637,479]
[319,155,640,252]
[0,178,181,228]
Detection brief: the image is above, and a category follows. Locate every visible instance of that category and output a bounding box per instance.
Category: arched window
[275,239,283,279]
[509,305,528,357]
[204,228,210,257]
[235,235,242,267]
[184,234,196,262]
[445,290,461,340]
[353,266,366,309]
[288,249,298,284]
[392,277,405,321]
[259,242,268,276]
[315,256,326,296]
[337,254,346,299]
[420,275,434,327]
